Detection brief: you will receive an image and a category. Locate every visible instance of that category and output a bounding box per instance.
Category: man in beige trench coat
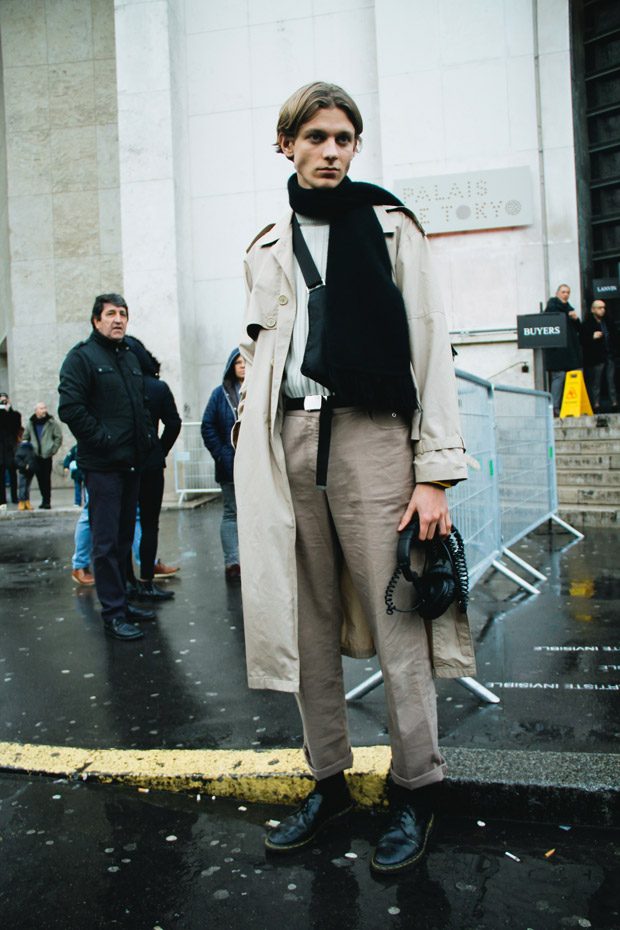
[235,82,475,874]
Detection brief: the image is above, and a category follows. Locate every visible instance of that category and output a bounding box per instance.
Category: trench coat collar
[260,204,401,289]
[259,210,296,298]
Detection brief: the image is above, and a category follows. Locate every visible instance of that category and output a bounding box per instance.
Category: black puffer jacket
[58,331,156,472]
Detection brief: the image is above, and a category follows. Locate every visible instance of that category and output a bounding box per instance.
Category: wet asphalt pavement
[1,773,618,930]
[0,494,619,928]
[0,498,618,756]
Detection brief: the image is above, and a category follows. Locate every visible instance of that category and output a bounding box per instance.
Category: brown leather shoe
[72,568,95,586]
[153,560,179,578]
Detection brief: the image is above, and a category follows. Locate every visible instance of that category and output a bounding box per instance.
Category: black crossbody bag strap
[291,215,333,489]
[291,214,323,289]
[291,215,329,389]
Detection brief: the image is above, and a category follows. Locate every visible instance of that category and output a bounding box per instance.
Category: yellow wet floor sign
[560,370,593,417]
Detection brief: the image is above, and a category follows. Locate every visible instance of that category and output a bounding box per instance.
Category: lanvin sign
[394,167,533,234]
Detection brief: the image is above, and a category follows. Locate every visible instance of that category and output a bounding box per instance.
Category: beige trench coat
[235,206,477,693]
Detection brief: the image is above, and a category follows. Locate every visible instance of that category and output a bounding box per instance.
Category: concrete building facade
[0,0,581,439]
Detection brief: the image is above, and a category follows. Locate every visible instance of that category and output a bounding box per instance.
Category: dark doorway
[572,0,620,408]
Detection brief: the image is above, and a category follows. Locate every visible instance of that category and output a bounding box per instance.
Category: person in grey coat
[22,403,63,509]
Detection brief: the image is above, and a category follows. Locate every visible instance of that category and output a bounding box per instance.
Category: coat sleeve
[50,419,63,455]
[158,382,182,460]
[393,218,467,484]
[201,389,226,462]
[58,350,110,449]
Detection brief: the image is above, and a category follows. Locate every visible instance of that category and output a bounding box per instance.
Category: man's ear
[278,133,295,161]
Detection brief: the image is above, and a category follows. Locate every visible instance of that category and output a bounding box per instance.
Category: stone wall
[0,0,122,441]
[0,41,10,392]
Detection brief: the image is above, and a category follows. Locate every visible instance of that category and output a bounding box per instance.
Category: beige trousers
[282,407,446,791]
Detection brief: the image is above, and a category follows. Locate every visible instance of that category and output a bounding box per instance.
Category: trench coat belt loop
[283,395,350,489]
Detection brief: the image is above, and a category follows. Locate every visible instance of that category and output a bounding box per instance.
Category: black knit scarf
[288,174,417,414]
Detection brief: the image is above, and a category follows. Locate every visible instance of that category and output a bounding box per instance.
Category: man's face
[279,107,358,190]
[94,303,128,341]
[233,356,246,381]
[557,286,571,303]
[592,301,606,319]
[34,403,47,419]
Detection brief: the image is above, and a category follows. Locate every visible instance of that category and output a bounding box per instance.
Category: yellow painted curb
[0,741,392,807]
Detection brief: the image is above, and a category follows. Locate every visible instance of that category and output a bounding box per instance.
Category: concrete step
[555,413,620,429]
[553,439,620,454]
[559,486,620,505]
[555,453,620,469]
[559,504,619,527]
[556,469,620,486]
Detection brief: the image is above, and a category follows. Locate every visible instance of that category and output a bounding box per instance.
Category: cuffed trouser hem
[390,760,446,791]
[304,745,354,782]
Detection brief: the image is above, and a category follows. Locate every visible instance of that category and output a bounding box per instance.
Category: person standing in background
[14,432,36,511]
[63,443,85,506]
[22,402,62,509]
[58,294,156,641]
[201,349,244,581]
[124,335,182,601]
[581,299,618,413]
[543,284,582,416]
[0,392,22,508]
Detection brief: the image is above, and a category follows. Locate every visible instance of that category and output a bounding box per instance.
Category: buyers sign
[517,313,567,348]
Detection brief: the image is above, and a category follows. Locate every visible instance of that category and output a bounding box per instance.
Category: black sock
[389,780,442,812]
[316,771,350,804]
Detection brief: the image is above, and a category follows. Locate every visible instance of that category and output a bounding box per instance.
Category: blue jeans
[18,472,33,502]
[220,481,239,567]
[72,489,143,570]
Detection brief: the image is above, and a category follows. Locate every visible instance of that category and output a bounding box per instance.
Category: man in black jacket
[0,392,21,508]
[581,299,618,412]
[543,284,582,415]
[58,294,156,641]
[124,336,181,599]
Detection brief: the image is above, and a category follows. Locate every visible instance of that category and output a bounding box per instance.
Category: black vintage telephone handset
[384,515,469,621]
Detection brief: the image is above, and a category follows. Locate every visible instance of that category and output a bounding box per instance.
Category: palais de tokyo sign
[394,167,533,234]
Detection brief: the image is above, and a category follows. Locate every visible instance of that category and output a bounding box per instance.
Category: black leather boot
[126,603,156,622]
[371,781,438,874]
[265,772,353,853]
[103,617,144,641]
[135,580,175,601]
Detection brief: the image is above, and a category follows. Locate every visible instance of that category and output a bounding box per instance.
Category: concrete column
[114,0,195,422]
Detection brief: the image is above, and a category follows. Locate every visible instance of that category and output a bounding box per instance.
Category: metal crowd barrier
[492,384,582,593]
[449,371,502,586]
[173,422,220,502]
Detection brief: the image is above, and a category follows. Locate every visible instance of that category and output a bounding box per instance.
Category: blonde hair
[275,82,363,153]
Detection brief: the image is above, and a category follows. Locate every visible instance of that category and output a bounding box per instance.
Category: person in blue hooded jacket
[201,348,245,580]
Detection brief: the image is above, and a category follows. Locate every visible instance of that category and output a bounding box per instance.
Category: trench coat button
[278,295,288,305]
[265,312,276,325]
